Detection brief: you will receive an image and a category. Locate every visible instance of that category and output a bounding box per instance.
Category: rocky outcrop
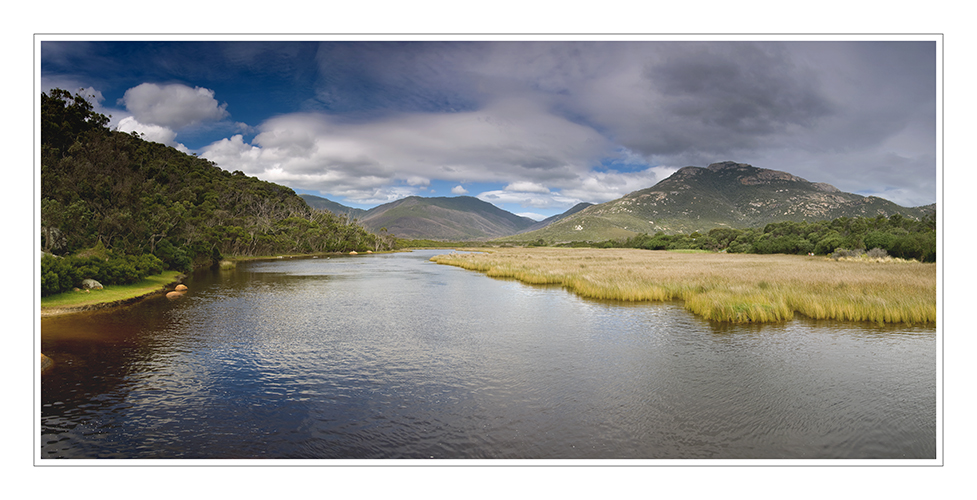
[41,353,53,372]
[81,279,103,289]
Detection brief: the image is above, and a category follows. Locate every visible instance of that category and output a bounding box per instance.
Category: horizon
[296,160,937,222]
[40,37,939,219]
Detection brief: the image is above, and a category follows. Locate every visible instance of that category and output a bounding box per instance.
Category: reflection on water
[41,250,936,459]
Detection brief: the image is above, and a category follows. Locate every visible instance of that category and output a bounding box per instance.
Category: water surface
[41,250,936,459]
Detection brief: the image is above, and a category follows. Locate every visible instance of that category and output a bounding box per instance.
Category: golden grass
[431,248,936,324]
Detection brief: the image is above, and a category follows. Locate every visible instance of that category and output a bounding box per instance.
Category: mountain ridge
[357,196,538,240]
[500,161,934,242]
[298,161,934,242]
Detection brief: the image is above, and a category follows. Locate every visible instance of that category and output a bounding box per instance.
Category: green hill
[502,161,935,242]
[520,202,594,233]
[41,89,385,278]
[357,196,538,240]
[299,194,368,219]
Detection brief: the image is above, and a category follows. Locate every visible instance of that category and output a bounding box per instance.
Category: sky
[39,37,939,220]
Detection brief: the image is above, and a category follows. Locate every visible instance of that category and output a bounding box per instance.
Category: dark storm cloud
[646,43,832,141]
[307,42,485,115]
[558,42,837,162]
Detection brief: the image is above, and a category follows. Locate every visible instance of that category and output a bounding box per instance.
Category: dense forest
[553,213,937,262]
[41,89,390,296]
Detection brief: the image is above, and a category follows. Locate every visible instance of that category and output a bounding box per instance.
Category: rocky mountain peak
[707,161,753,172]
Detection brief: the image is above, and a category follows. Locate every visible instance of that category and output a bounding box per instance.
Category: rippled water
[40,250,936,459]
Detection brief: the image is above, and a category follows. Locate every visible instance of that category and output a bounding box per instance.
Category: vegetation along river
[40,250,936,459]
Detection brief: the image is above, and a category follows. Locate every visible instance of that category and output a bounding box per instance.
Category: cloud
[559,165,679,203]
[122,83,229,129]
[51,40,931,210]
[451,185,469,195]
[504,181,550,194]
[116,116,189,153]
[201,97,612,204]
[517,212,547,221]
[476,188,577,210]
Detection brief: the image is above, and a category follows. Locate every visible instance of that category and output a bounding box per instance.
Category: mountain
[502,161,935,242]
[521,202,594,233]
[356,196,538,240]
[300,194,368,219]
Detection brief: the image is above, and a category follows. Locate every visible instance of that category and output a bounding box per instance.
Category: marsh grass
[431,248,935,324]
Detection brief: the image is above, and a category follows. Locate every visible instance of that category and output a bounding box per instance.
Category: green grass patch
[41,270,183,310]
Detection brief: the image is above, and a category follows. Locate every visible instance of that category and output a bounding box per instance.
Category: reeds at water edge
[431,248,936,324]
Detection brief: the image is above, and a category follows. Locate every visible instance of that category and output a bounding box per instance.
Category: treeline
[41,89,389,294]
[558,213,937,262]
[41,243,166,296]
[392,238,475,249]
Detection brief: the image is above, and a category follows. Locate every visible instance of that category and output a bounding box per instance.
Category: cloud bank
[42,40,937,211]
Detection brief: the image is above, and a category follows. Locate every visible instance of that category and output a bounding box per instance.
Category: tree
[41,89,109,155]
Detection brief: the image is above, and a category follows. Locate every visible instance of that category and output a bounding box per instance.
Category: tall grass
[431,248,936,324]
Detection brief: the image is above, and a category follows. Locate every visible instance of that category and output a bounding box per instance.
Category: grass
[431,248,936,325]
[40,270,184,312]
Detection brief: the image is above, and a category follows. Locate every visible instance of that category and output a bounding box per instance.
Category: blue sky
[40,38,938,220]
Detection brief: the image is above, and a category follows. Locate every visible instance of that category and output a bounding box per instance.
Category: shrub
[866,247,889,259]
[831,248,863,260]
[40,252,167,296]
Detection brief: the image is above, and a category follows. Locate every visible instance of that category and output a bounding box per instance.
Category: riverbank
[40,270,185,317]
[431,247,937,324]
[40,252,389,317]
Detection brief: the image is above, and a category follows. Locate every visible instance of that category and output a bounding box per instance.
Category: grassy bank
[431,248,936,324]
[40,270,184,315]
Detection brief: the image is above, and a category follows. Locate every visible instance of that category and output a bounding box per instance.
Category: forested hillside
[563,214,937,262]
[41,89,386,295]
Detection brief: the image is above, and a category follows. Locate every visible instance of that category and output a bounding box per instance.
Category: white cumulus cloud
[116,116,189,153]
[200,98,612,204]
[122,83,229,129]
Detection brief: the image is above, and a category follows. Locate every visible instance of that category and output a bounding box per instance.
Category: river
[40,250,936,460]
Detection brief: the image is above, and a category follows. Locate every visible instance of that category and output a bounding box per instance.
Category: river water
[40,250,937,460]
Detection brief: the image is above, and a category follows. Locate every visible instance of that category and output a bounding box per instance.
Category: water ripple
[41,250,936,459]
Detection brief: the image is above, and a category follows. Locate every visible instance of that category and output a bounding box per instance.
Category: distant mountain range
[301,162,935,242]
[301,194,539,240]
[300,194,368,219]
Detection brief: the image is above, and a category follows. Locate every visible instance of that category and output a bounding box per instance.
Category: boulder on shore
[41,353,53,372]
[166,291,186,299]
[349,251,358,255]
[81,279,103,290]
[175,284,188,291]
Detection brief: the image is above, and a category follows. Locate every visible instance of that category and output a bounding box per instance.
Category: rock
[349,251,358,255]
[81,279,103,290]
[175,284,188,291]
[41,353,53,372]
[166,291,186,299]
[366,250,373,253]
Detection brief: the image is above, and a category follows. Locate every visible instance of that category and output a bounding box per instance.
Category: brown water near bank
[40,250,936,460]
